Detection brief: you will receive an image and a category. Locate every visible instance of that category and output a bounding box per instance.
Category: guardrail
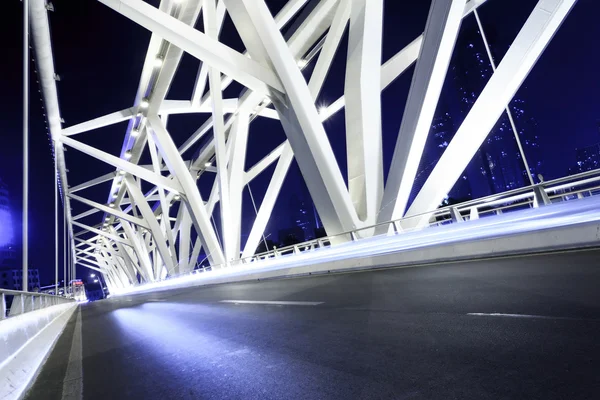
[1,289,74,320]
[193,168,600,270]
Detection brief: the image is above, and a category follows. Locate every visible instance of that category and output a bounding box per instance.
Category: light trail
[113,195,600,297]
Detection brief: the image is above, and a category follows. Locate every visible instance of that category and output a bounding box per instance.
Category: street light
[90,273,95,278]
[94,279,99,283]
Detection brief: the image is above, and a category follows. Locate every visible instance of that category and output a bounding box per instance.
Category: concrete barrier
[0,303,77,400]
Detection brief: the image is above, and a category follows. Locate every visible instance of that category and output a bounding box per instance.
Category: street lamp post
[91,273,105,299]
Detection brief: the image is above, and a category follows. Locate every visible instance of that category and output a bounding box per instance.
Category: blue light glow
[0,208,14,247]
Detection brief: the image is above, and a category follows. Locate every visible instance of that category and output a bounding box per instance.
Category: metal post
[67,237,71,297]
[71,246,76,298]
[23,0,29,292]
[532,185,551,208]
[55,162,58,295]
[474,9,535,186]
[450,207,463,223]
[469,206,480,221]
[64,206,67,296]
[1,293,6,320]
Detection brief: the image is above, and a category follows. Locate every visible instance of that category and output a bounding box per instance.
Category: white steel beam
[112,239,146,283]
[68,192,151,230]
[99,0,284,95]
[242,143,294,258]
[406,0,577,225]
[147,114,225,265]
[228,111,250,257]
[71,220,132,247]
[378,0,467,226]
[62,107,135,136]
[181,0,335,160]
[189,237,203,271]
[307,0,350,99]
[69,172,117,193]
[72,208,101,221]
[204,0,234,263]
[244,142,286,185]
[177,208,192,273]
[146,134,178,266]
[191,1,226,106]
[60,135,182,194]
[29,0,78,274]
[318,1,488,125]
[159,99,239,115]
[344,0,384,224]
[119,222,154,281]
[75,260,104,273]
[124,176,177,277]
[226,0,359,239]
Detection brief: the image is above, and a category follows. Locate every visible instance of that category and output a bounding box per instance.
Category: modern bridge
[2,0,599,399]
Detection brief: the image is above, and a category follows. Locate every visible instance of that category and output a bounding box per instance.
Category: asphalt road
[26,250,600,399]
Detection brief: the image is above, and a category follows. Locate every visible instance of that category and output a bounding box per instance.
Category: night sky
[1,0,599,284]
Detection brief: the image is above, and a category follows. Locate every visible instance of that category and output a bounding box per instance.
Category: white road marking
[220,300,323,306]
[468,313,573,320]
[62,306,83,400]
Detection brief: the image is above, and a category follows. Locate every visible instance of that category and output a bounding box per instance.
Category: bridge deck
[27,250,600,400]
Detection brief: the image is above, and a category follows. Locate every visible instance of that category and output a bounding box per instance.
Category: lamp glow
[140,98,150,109]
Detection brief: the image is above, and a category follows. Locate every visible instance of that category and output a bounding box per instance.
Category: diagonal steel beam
[68,192,151,230]
[406,0,577,226]
[60,135,182,194]
[99,0,284,95]
[72,220,133,247]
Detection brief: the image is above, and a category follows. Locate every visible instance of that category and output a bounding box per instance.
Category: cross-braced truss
[30,0,577,293]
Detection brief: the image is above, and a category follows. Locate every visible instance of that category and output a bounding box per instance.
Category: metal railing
[110,168,600,294]
[145,168,600,283]
[207,168,600,269]
[0,289,74,320]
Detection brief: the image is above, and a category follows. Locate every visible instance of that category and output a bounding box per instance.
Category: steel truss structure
[30,0,577,293]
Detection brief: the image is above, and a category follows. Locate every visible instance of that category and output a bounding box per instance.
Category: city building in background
[571,143,600,173]
[289,194,314,241]
[452,25,543,198]
[278,226,305,247]
[568,123,600,174]
[413,24,544,205]
[1,268,41,291]
[412,112,472,204]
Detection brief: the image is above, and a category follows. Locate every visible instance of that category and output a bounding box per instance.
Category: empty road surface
[26,249,600,399]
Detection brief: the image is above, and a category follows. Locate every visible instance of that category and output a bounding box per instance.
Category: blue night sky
[0,0,599,284]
